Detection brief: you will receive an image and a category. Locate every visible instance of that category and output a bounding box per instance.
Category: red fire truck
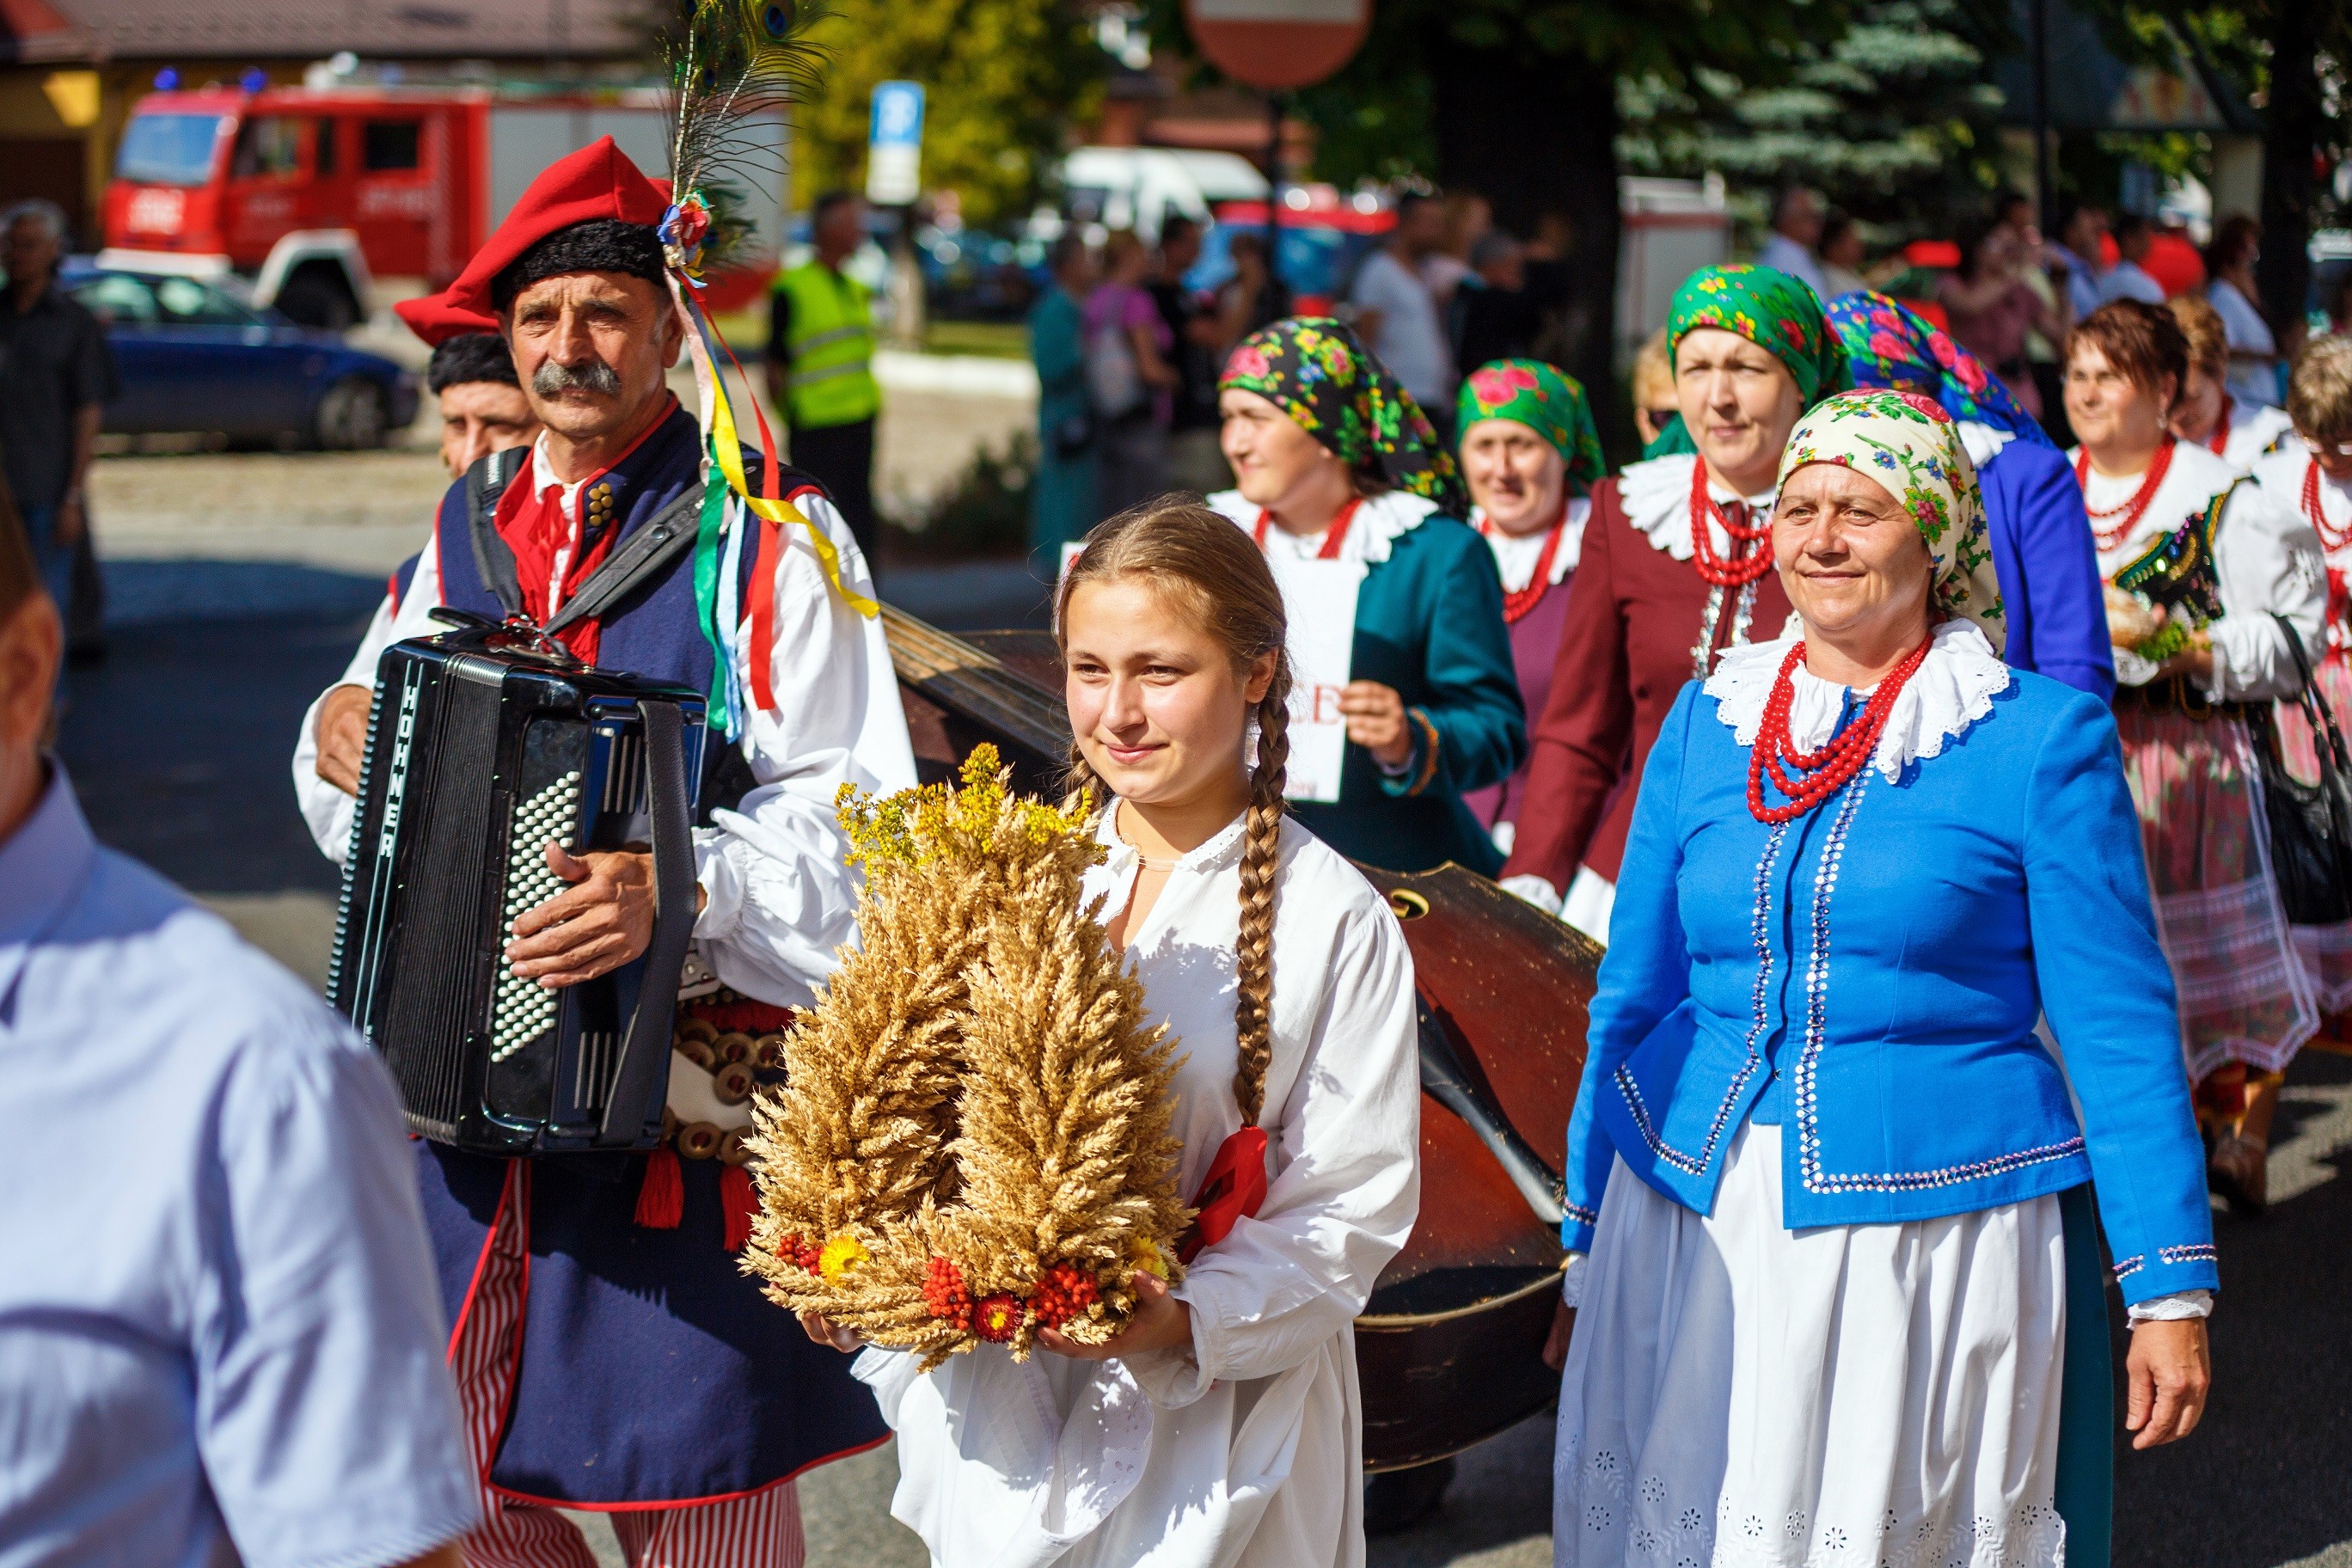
[100,83,783,328]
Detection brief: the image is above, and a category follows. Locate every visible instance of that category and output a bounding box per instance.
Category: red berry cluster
[922,1256,973,1330]
[1745,635,1933,824]
[973,1293,1023,1343]
[775,1233,823,1273]
[1029,1263,1100,1328]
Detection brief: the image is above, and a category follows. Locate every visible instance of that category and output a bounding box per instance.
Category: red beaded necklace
[2074,438,2175,551]
[1253,496,1363,559]
[1478,499,1571,623]
[1746,634,1935,824]
[1687,460,1774,587]
[2304,459,2352,554]
[2203,395,2234,456]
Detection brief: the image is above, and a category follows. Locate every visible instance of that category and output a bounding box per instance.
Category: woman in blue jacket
[1828,290,2116,701]
[1208,317,1525,873]
[1549,390,2214,1568]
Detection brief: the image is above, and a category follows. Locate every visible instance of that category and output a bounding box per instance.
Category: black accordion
[328,612,707,1155]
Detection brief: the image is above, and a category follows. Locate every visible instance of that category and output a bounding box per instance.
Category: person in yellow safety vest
[764,190,881,570]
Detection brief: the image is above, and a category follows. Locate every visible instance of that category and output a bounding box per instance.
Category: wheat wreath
[742,746,1192,1368]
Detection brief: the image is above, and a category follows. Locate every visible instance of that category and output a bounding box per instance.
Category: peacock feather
[658,0,829,272]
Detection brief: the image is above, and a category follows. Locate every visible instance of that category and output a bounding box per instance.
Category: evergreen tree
[1619,0,2010,235]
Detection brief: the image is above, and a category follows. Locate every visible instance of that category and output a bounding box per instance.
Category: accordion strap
[463,447,530,619]
[598,697,700,1146]
[544,484,707,637]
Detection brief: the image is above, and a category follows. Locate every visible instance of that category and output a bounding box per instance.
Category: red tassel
[720,1162,757,1253]
[635,1147,684,1229]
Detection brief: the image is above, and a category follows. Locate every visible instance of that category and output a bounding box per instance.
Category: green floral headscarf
[1650,264,1852,457]
[1775,388,2006,652]
[1455,359,1609,497]
[1221,316,1468,517]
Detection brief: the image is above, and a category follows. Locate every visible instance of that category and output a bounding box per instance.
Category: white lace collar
[1095,800,1249,875]
[1955,420,2013,471]
[1207,487,1438,567]
[1468,497,1591,591]
[1704,618,2013,781]
[2070,439,2239,562]
[1617,452,1778,561]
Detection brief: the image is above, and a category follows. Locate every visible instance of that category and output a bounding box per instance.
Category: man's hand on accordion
[313,683,372,795]
[504,842,701,988]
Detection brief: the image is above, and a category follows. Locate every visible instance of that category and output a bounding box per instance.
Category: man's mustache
[532,358,623,397]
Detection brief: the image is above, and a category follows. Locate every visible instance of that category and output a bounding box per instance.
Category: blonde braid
[1231,659,1291,1125]
[1061,745,1106,820]
[1054,495,1295,1128]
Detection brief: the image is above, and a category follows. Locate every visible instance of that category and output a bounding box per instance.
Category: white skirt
[1553,1124,2068,1568]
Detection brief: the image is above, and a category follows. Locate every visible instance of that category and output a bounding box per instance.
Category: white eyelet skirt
[1553,1124,2068,1568]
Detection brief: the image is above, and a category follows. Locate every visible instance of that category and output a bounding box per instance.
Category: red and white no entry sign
[1185,0,1371,90]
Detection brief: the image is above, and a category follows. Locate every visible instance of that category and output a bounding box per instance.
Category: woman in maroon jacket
[1498,265,1847,940]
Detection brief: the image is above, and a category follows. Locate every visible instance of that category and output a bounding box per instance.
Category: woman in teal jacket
[1206,317,1524,873]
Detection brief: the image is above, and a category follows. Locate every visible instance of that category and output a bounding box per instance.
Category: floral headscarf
[1455,359,1609,496]
[1826,291,2054,449]
[1220,316,1468,516]
[1776,388,2007,653]
[1669,264,1850,407]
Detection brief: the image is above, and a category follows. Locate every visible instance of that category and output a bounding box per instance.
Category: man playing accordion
[290,138,916,1568]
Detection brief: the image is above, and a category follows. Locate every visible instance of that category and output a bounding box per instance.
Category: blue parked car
[64,260,417,449]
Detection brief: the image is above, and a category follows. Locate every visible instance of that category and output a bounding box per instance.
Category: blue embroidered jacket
[1561,671,2219,1307]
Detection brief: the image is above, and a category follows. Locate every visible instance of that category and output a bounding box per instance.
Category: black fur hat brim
[490,219,668,312]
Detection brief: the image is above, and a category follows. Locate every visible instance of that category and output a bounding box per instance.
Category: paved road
[54,448,2352,1568]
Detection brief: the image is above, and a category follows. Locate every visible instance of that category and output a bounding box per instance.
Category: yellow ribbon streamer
[671,274,879,618]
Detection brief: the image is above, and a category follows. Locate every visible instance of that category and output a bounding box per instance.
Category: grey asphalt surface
[57,511,2352,1568]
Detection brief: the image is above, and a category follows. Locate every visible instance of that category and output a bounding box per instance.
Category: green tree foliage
[1618,0,2009,233]
[788,0,1103,223]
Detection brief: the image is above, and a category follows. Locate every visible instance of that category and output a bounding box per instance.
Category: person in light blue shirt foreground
[0,505,477,1568]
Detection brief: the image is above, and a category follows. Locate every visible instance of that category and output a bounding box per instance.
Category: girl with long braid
[814,499,1424,1568]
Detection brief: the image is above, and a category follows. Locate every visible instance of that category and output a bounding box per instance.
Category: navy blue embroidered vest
[428,401,809,812]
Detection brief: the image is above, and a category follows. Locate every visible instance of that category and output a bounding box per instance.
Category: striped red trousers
[450,1164,806,1568]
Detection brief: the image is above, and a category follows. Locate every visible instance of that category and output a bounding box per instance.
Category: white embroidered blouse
[852,807,1422,1568]
[1468,497,1594,591]
[1204,487,1437,565]
[2073,438,2326,701]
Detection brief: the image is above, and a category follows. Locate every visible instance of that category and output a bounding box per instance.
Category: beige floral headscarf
[1774,387,2006,654]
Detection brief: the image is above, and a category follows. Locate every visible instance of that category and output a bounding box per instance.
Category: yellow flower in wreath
[817,1233,870,1281]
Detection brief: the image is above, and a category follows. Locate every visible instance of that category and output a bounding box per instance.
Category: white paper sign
[1264,557,1360,803]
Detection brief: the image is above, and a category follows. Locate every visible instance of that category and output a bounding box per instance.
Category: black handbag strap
[2265,612,2352,780]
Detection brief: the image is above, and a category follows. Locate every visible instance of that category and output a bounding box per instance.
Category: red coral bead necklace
[2074,436,2175,551]
[1688,458,1774,587]
[1478,497,1571,623]
[2303,459,2352,554]
[1746,633,1935,824]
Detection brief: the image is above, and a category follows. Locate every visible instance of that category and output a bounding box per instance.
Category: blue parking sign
[869,82,924,150]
